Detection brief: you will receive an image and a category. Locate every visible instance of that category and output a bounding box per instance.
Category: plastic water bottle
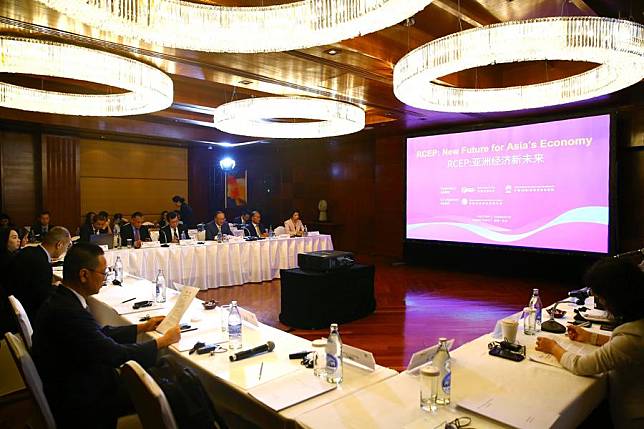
[528,288,543,331]
[217,231,223,243]
[432,338,451,405]
[228,301,242,350]
[155,269,166,303]
[114,256,124,284]
[268,225,274,239]
[325,323,343,384]
[303,225,308,237]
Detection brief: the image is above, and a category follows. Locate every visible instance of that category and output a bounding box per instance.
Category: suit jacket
[244,222,267,238]
[179,203,195,229]
[5,246,53,323]
[205,220,233,240]
[79,224,109,243]
[30,223,55,240]
[32,286,157,428]
[158,224,189,244]
[119,223,151,243]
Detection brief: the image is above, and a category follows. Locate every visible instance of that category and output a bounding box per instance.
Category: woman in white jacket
[536,258,644,429]
[284,210,304,236]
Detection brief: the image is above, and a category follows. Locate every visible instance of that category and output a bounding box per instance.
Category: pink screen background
[406,115,610,252]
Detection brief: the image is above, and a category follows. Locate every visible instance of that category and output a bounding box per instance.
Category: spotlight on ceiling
[324,48,340,55]
[219,157,236,172]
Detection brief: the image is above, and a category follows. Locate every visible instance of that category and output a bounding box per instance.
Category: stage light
[219,157,236,172]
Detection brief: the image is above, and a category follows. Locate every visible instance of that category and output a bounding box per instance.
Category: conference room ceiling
[0,0,641,145]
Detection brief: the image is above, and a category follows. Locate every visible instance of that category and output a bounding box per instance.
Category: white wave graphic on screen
[407,206,608,243]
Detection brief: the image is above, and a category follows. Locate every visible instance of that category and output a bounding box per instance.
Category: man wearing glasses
[31,242,181,429]
[5,226,71,323]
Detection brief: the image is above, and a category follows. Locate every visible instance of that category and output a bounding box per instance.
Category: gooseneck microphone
[229,341,275,362]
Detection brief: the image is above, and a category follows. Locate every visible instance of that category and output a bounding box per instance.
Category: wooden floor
[199,256,573,371]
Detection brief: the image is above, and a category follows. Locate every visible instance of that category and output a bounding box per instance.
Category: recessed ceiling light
[324,49,341,56]
[239,79,253,85]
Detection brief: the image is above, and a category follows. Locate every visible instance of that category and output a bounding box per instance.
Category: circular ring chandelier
[37,0,433,53]
[394,17,644,113]
[0,36,173,116]
[213,97,365,138]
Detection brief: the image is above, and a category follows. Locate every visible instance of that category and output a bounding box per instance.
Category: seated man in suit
[244,210,268,238]
[158,211,188,244]
[31,210,55,241]
[232,210,251,226]
[32,243,180,429]
[205,211,233,240]
[79,212,110,243]
[119,212,151,248]
[5,226,71,323]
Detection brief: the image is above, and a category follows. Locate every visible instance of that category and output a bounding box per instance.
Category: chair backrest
[273,226,286,236]
[8,295,33,349]
[4,332,56,429]
[121,361,178,429]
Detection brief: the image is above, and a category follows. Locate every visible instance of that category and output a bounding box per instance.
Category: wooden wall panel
[0,130,39,228]
[79,139,188,224]
[41,135,80,232]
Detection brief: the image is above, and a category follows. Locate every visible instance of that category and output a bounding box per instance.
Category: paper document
[171,328,226,352]
[458,395,559,429]
[248,370,335,411]
[156,286,199,334]
[528,334,597,368]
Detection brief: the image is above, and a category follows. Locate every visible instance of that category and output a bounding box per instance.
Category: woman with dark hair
[1,227,22,334]
[536,258,644,428]
[284,210,304,236]
[158,210,169,229]
[172,195,194,228]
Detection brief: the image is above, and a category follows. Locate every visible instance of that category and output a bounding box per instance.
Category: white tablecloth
[296,300,607,429]
[103,235,333,289]
[88,276,396,429]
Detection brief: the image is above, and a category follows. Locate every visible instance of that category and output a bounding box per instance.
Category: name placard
[342,344,375,371]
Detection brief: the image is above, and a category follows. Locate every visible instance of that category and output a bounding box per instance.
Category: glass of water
[420,365,440,413]
[219,304,230,333]
[312,339,327,377]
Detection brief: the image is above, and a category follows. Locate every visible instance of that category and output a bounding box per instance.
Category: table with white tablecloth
[103,235,333,289]
[88,276,396,429]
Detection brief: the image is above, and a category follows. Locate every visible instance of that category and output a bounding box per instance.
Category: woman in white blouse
[536,258,644,429]
[284,210,304,236]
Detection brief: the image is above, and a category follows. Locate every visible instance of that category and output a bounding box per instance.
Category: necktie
[255,224,260,235]
[134,228,140,241]
[173,228,178,241]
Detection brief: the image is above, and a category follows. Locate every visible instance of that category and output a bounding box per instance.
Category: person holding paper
[159,211,188,244]
[31,243,181,429]
[536,258,644,429]
[205,211,233,240]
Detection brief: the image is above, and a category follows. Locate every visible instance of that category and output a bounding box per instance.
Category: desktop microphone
[541,301,567,334]
[229,341,275,362]
[613,248,644,258]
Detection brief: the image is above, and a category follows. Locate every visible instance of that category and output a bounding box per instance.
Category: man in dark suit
[232,210,251,226]
[244,210,268,238]
[119,212,151,248]
[205,211,233,240]
[158,211,188,244]
[79,212,110,243]
[5,227,71,323]
[30,210,54,241]
[31,243,181,429]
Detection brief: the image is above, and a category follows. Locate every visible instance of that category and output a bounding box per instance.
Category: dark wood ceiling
[0,0,641,145]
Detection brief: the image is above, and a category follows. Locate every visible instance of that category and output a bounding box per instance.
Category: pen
[258,362,264,381]
[121,297,136,304]
[181,327,198,333]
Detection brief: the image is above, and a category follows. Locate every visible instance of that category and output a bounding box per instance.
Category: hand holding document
[156,286,199,334]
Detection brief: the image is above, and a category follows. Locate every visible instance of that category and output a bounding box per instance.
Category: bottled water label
[442,372,451,394]
[326,354,339,372]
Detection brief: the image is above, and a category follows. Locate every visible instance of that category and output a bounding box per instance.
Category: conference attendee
[536,258,644,429]
[1,227,22,335]
[5,227,71,323]
[98,211,113,234]
[158,211,188,244]
[245,210,268,238]
[205,211,233,240]
[111,213,125,236]
[157,210,169,229]
[119,212,151,248]
[284,210,304,236]
[0,213,14,230]
[172,195,195,228]
[79,212,110,243]
[31,242,181,429]
[31,210,54,240]
[232,210,251,226]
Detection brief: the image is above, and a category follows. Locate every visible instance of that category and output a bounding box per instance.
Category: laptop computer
[90,233,114,249]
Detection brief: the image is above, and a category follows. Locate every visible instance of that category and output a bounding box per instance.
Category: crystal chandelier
[0,36,173,116]
[213,97,365,138]
[37,0,433,53]
[394,17,644,112]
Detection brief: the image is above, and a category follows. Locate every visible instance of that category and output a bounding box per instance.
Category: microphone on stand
[613,248,644,258]
[541,301,567,334]
[229,341,275,362]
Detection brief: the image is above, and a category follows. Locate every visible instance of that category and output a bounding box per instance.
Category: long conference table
[88,276,608,429]
[102,234,334,289]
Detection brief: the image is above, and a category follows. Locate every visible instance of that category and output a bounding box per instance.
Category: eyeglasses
[88,268,110,277]
[444,417,472,429]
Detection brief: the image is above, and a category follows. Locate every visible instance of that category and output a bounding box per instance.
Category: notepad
[458,395,559,429]
[248,370,335,411]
